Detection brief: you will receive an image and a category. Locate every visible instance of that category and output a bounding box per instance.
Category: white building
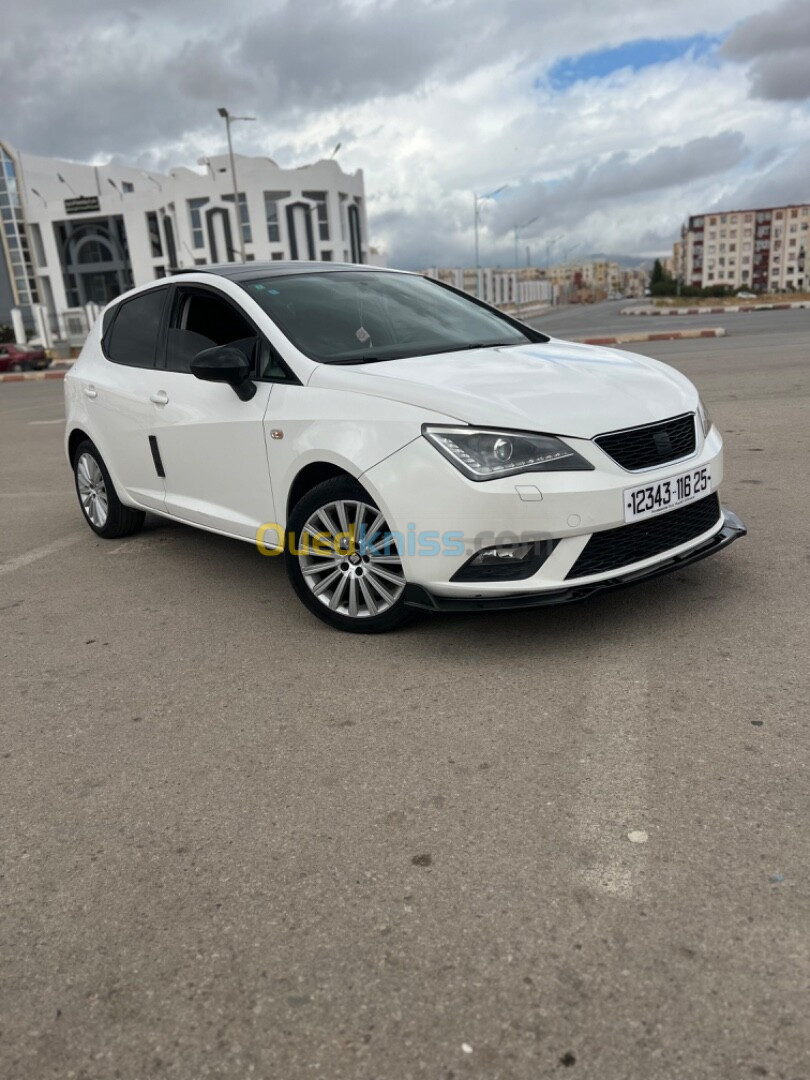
[0,140,369,340]
[422,266,551,310]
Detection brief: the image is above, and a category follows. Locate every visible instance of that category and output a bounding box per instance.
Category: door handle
[150,391,169,405]
[83,385,98,399]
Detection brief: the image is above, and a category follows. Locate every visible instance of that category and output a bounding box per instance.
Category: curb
[573,328,726,345]
[0,369,69,384]
[622,301,810,316]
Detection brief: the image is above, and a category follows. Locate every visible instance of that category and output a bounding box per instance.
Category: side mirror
[190,345,257,401]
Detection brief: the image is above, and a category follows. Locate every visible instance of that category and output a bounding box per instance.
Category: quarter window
[106,288,168,368]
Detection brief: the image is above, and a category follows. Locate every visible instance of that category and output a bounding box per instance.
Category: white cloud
[1,0,807,266]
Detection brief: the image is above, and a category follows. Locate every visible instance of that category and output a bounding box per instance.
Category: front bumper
[360,421,729,597]
[402,507,746,612]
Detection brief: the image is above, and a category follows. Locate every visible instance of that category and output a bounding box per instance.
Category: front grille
[596,414,697,471]
[566,493,721,579]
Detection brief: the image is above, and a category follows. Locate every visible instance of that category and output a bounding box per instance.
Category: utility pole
[218,107,256,263]
[513,215,538,318]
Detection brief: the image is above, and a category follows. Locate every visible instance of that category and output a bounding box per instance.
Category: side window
[165,289,258,374]
[106,288,168,368]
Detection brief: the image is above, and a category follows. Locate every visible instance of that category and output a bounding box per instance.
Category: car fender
[265,383,459,531]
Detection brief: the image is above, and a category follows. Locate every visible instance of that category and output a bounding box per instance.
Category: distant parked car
[0,342,50,372]
[736,291,756,299]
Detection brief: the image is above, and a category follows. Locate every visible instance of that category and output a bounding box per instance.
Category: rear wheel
[73,439,145,539]
[285,477,413,633]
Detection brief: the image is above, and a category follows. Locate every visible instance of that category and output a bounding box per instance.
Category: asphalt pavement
[1,313,808,1079]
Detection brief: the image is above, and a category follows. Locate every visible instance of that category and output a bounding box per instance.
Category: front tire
[285,477,413,633]
[73,439,145,539]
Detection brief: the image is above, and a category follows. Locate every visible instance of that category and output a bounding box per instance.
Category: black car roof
[171,261,399,283]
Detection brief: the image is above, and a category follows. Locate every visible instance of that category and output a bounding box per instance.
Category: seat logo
[653,430,673,456]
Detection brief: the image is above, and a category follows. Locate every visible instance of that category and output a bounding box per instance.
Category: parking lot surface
[1,317,808,1079]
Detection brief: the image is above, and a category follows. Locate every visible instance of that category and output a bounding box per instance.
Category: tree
[651,258,665,285]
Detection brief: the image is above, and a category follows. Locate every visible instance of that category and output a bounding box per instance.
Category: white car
[65,263,746,632]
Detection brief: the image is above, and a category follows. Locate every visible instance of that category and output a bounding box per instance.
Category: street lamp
[514,215,538,269]
[513,215,538,317]
[218,106,256,263]
[57,172,77,196]
[545,234,562,269]
[473,184,507,297]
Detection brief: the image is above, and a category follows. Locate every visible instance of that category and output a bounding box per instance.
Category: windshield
[240,271,533,363]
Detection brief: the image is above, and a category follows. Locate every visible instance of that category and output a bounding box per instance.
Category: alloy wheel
[299,499,405,618]
[76,452,109,529]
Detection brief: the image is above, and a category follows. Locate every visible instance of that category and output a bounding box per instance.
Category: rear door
[147,284,278,540]
[84,286,170,511]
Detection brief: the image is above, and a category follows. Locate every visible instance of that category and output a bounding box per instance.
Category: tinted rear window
[106,288,168,368]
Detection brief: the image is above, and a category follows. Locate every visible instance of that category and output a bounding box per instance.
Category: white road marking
[577,653,650,898]
[28,419,65,425]
[0,534,82,576]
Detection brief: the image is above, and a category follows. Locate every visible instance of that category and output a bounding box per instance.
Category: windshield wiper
[417,341,526,357]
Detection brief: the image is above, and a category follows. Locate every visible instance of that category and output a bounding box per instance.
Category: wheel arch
[67,427,92,467]
[286,461,355,522]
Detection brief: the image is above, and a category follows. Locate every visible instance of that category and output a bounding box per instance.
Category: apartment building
[679,204,809,292]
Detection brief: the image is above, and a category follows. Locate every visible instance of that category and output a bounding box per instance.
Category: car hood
[308,338,699,438]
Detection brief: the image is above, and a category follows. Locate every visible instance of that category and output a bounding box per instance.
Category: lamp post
[513,215,538,317]
[545,234,562,269]
[473,184,507,297]
[218,107,256,263]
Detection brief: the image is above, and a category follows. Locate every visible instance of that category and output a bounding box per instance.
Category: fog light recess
[451,540,558,582]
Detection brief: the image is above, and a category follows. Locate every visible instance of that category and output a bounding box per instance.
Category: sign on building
[64,196,101,214]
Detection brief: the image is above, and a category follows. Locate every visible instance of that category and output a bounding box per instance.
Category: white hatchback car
[65,263,745,632]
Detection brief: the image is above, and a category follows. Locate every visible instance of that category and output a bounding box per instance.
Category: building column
[11,308,26,344]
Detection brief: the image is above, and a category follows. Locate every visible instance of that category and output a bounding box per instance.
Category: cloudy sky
[2,0,809,268]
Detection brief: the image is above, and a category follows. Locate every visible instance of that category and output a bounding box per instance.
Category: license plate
[624,465,711,523]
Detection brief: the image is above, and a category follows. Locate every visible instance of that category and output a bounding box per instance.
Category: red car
[0,342,50,372]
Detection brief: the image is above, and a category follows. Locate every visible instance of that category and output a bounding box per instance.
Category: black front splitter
[402,507,747,614]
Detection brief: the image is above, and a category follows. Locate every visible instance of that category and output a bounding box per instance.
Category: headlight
[697,398,712,438]
[422,425,594,480]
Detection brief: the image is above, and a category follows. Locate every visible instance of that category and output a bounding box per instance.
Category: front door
[147,284,277,540]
